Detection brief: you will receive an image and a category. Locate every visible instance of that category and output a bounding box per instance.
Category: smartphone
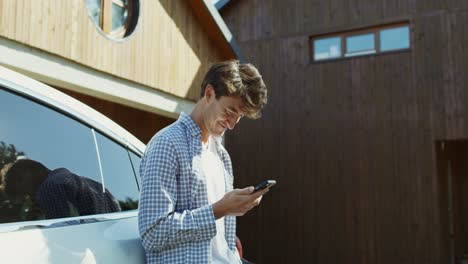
[253,180,276,192]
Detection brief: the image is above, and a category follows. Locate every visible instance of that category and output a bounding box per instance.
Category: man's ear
[204,84,216,103]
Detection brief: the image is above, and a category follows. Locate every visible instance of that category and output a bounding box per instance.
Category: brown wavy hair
[200,60,268,119]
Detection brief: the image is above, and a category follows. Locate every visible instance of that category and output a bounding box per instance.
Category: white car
[0,66,146,263]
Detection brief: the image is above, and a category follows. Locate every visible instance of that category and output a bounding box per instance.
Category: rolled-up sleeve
[138,134,216,253]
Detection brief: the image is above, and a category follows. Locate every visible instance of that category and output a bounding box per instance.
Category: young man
[138,60,269,263]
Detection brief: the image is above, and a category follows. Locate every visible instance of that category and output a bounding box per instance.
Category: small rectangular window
[310,22,410,62]
[345,33,376,57]
[313,37,341,61]
[380,26,410,52]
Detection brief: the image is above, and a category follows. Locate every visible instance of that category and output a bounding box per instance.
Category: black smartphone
[253,180,276,192]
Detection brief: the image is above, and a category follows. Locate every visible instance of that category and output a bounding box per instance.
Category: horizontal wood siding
[222,1,468,263]
[0,0,226,101]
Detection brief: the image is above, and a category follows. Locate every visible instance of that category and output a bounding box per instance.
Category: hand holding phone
[213,181,277,219]
[253,180,276,192]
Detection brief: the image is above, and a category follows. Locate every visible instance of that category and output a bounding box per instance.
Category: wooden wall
[221,0,468,263]
[57,88,175,144]
[0,0,226,101]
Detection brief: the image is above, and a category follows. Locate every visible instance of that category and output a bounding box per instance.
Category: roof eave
[213,0,231,10]
[188,0,245,62]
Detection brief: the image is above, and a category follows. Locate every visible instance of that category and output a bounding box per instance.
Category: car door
[0,84,145,263]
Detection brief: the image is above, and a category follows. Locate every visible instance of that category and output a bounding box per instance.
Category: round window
[86,0,139,39]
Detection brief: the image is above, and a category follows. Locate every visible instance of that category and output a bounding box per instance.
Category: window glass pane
[380,26,410,52]
[346,33,376,57]
[86,0,138,39]
[86,0,101,26]
[0,88,121,223]
[95,133,139,211]
[314,37,341,61]
[128,150,141,189]
[0,89,100,182]
[112,0,129,31]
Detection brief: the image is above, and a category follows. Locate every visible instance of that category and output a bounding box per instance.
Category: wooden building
[0,0,241,143]
[219,0,468,263]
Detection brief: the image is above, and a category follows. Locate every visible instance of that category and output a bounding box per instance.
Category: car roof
[0,65,146,155]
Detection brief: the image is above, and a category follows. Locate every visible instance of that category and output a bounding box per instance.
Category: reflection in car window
[0,88,103,223]
[0,87,138,223]
[95,132,139,210]
[0,89,100,182]
[2,159,121,219]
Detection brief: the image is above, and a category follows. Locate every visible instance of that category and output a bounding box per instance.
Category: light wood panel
[0,0,226,101]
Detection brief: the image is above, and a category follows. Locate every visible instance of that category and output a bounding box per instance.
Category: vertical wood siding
[222,1,468,263]
[0,0,225,101]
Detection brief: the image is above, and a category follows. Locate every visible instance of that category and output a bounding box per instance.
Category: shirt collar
[179,112,202,137]
[179,112,223,146]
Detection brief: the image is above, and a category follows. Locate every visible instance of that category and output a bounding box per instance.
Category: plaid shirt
[138,113,239,263]
[36,168,121,218]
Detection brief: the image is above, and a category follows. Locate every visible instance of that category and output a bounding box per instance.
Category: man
[2,159,121,219]
[138,60,269,263]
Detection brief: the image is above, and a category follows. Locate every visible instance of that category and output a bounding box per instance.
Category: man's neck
[190,102,210,143]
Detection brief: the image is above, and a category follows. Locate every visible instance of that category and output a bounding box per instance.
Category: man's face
[203,88,246,137]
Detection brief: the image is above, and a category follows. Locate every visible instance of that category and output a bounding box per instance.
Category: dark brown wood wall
[221,1,468,263]
[57,88,175,144]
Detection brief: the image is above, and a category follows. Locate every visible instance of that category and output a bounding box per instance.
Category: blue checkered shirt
[138,113,239,263]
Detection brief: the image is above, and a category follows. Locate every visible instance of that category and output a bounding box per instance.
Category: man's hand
[212,186,269,219]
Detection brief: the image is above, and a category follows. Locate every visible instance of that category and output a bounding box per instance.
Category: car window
[128,150,141,189]
[0,89,100,182]
[95,132,139,210]
[0,87,138,224]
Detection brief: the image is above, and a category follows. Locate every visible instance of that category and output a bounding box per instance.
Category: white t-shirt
[201,137,241,264]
